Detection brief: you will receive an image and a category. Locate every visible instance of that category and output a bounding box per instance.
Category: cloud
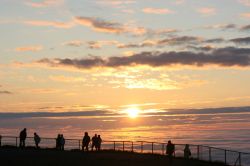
[240,13,250,18]
[197,7,216,16]
[117,36,202,48]
[240,24,250,31]
[0,110,113,119]
[0,90,12,94]
[75,16,125,34]
[87,40,119,49]
[204,23,237,30]
[96,0,136,7]
[146,28,178,37]
[142,8,174,14]
[25,0,63,8]
[35,47,250,69]
[238,0,250,6]
[230,37,250,44]
[15,45,43,52]
[49,75,86,83]
[62,40,84,47]
[24,20,75,29]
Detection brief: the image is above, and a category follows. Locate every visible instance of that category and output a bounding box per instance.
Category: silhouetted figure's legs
[19,139,25,148]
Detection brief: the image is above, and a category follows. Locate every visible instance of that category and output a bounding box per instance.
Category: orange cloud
[142,8,174,14]
[240,13,250,18]
[75,16,125,33]
[25,0,63,8]
[238,0,250,6]
[197,7,216,16]
[24,20,75,29]
[15,45,43,52]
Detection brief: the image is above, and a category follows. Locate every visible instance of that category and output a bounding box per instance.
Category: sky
[0,0,250,114]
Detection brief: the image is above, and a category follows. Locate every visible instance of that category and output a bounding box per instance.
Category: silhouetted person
[82,132,90,151]
[184,144,191,159]
[91,134,98,151]
[166,140,175,165]
[34,132,41,149]
[56,134,61,149]
[97,135,102,151]
[0,135,2,147]
[60,134,65,150]
[19,128,27,148]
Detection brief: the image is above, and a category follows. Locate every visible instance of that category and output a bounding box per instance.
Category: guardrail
[0,136,249,166]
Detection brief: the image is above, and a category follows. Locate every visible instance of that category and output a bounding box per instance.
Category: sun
[126,107,140,118]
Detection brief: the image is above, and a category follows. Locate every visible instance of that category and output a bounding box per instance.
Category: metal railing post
[209,147,212,162]
[197,145,200,159]
[79,140,81,150]
[141,142,143,153]
[224,150,227,165]
[131,142,134,152]
[151,142,154,154]
[123,141,125,151]
[16,137,18,147]
[162,143,165,155]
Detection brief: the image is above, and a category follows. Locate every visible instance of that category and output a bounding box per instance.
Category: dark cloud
[230,37,250,44]
[188,45,214,52]
[0,90,12,94]
[0,110,114,119]
[36,47,250,69]
[117,36,201,48]
[240,24,250,31]
[205,38,225,43]
[221,24,237,30]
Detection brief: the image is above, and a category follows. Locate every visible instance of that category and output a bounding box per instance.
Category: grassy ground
[0,146,227,166]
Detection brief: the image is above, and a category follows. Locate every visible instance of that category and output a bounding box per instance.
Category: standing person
[184,144,191,159]
[91,134,98,151]
[97,135,102,151]
[56,134,61,150]
[82,132,90,151]
[166,140,175,165]
[34,132,41,149]
[60,134,65,150]
[19,128,27,148]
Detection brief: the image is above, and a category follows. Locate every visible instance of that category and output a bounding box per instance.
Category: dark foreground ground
[0,146,227,166]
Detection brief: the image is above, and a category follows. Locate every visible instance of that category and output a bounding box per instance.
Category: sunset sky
[1,0,250,115]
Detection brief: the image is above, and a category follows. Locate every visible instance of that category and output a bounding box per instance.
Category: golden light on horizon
[126,107,140,118]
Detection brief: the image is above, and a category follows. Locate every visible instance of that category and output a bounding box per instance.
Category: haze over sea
[1,106,250,153]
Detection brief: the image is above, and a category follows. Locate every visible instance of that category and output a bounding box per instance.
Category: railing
[0,136,250,166]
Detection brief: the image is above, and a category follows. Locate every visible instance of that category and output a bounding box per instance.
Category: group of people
[16,128,102,151]
[1,128,192,163]
[19,128,41,149]
[56,134,65,150]
[82,132,102,151]
[166,140,191,164]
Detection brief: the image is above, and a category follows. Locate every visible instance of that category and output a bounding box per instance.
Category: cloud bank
[35,47,250,69]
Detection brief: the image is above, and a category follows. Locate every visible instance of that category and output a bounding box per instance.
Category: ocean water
[1,108,250,165]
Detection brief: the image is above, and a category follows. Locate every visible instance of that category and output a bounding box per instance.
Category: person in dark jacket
[60,134,65,150]
[34,132,41,149]
[184,144,191,159]
[82,132,90,151]
[166,140,175,165]
[97,135,102,151]
[91,134,98,151]
[19,128,27,148]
